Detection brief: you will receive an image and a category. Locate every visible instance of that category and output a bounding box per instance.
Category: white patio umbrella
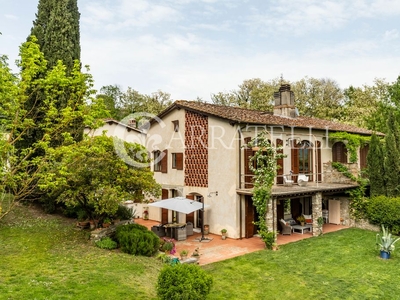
[148,197,210,214]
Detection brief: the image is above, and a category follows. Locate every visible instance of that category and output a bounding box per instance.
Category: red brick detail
[184,111,208,187]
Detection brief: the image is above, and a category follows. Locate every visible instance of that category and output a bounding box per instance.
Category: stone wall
[339,198,350,225]
[352,219,380,232]
[90,220,133,241]
[323,162,358,184]
[266,197,275,232]
[312,193,322,236]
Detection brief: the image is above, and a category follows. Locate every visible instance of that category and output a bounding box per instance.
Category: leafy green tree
[211,78,280,111]
[367,134,386,197]
[121,88,172,116]
[342,84,380,128]
[0,39,104,220]
[291,77,345,120]
[38,135,161,221]
[98,87,173,120]
[19,0,82,156]
[96,85,124,120]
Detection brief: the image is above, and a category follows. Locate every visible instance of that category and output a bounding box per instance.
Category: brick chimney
[273,84,298,118]
[128,119,137,128]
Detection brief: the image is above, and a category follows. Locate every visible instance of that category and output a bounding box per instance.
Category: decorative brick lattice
[184,111,208,187]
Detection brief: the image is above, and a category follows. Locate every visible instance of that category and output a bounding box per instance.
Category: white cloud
[4,14,18,20]
[383,29,399,41]
[82,0,181,31]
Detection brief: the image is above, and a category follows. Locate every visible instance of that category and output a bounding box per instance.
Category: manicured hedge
[115,223,160,256]
[366,195,400,233]
[157,264,213,300]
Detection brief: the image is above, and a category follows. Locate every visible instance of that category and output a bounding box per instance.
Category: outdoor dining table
[163,223,187,240]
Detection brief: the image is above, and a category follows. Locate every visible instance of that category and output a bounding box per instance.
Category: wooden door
[291,199,301,220]
[245,195,255,238]
[329,200,340,224]
[186,194,195,225]
[161,189,169,224]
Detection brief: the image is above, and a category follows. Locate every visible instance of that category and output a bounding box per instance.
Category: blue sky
[1,0,400,101]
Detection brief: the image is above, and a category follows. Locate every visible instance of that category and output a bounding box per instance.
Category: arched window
[332,142,347,163]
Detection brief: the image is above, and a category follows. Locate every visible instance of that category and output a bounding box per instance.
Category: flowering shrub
[160,237,176,254]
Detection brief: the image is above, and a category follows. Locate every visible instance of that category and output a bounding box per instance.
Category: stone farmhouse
[88,84,375,239]
[145,84,375,239]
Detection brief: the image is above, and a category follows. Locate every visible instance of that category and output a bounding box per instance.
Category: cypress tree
[384,113,400,197]
[367,133,385,196]
[30,0,80,73]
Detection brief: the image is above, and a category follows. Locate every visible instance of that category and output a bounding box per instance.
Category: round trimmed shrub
[157,264,213,300]
[115,223,160,256]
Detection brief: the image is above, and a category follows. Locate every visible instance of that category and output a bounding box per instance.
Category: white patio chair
[298,174,309,186]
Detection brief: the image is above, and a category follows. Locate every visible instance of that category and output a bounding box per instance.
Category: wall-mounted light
[208,191,218,197]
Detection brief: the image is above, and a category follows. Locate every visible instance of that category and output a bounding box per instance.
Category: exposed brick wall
[184,111,208,187]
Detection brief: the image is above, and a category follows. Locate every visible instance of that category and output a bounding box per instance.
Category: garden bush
[157,264,213,300]
[114,205,135,220]
[95,237,118,250]
[115,223,159,256]
[366,195,400,233]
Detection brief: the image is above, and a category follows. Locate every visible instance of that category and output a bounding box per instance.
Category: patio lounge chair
[280,219,292,235]
[298,174,309,186]
[283,175,294,186]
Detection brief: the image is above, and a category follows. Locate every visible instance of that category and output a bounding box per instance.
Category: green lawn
[1,204,400,300]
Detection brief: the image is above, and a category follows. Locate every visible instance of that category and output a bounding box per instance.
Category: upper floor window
[172,153,183,170]
[172,120,179,132]
[154,150,168,173]
[154,151,162,172]
[332,142,347,163]
[291,140,313,178]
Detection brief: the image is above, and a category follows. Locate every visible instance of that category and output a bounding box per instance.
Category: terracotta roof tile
[167,100,378,135]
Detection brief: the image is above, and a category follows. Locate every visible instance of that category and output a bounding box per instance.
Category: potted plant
[102,217,111,228]
[143,207,149,220]
[191,247,200,261]
[376,225,400,259]
[297,215,305,226]
[179,249,189,260]
[221,228,227,240]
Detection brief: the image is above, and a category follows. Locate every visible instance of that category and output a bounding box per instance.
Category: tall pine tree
[367,133,385,196]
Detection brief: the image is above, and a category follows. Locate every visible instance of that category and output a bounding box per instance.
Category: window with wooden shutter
[332,142,347,163]
[244,137,253,188]
[172,153,183,170]
[161,149,168,173]
[276,139,284,184]
[154,151,162,172]
[176,153,183,170]
[360,144,369,171]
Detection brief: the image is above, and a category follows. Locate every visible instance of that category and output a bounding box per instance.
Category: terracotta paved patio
[135,218,349,265]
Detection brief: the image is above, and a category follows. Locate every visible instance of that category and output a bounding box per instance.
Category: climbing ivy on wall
[331,162,368,220]
[329,132,370,163]
[246,131,285,247]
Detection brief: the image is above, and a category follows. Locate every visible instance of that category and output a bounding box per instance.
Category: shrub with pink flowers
[160,237,176,255]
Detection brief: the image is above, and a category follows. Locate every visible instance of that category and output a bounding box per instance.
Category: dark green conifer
[367,133,385,196]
